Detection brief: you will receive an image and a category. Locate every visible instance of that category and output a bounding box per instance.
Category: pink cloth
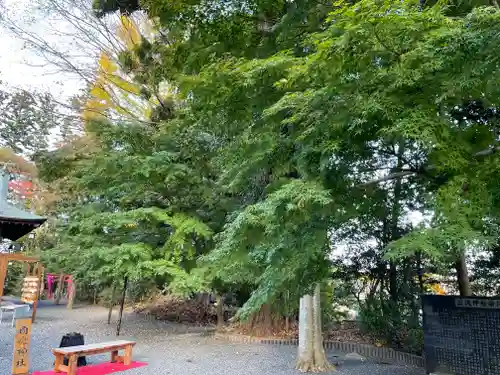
[45,274,74,299]
[32,361,147,375]
[46,274,56,299]
[65,275,73,298]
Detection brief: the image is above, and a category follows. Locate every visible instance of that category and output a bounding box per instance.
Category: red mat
[32,361,147,375]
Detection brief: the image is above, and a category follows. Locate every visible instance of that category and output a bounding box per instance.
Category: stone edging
[214,333,424,368]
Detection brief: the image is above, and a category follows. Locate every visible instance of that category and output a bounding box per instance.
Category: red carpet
[32,361,147,375]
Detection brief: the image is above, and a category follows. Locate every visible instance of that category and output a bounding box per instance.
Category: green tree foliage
[28,0,500,361]
[203,180,333,319]
[36,116,220,297]
[0,87,62,154]
[93,0,140,17]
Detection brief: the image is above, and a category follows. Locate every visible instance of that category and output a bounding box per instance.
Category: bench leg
[111,350,118,363]
[124,345,133,365]
[54,354,63,372]
[68,354,77,375]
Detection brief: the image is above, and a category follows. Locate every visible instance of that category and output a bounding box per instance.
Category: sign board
[21,276,40,303]
[12,318,32,375]
[422,295,500,375]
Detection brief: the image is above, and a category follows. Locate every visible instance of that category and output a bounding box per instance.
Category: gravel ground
[0,301,426,375]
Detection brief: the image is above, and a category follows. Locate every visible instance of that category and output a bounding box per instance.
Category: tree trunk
[67,281,76,309]
[388,142,404,304]
[262,303,273,332]
[403,262,419,328]
[387,141,405,346]
[116,277,128,336]
[216,294,224,328]
[197,292,211,306]
[296,284,333,372]
[54,274,64,305]
[243,303,282,336]
[389,262,398,303]
[455,252,472,296]
[416,251,424,294]
[108,284,116,324]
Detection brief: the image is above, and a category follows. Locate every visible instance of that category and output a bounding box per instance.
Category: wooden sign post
[12,317,32,375]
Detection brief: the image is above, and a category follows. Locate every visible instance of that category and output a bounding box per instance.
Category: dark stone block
[422,295,500,375]
[59,332,87,367]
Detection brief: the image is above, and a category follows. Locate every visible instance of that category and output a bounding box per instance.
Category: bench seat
[52,340,135,375]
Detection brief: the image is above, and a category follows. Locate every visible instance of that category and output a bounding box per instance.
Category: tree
[35,109,223,301]
[0,87,62,154]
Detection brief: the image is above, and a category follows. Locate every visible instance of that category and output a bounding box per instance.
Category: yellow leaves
[429,283,446,295]
[79,16,152,123]
[82,98,108,122]
[118,15,142,50]
[419,273,446,295]
[0,148,38,176]
[97,51,140,96]
[83,50,142,121]
[97,51,140,95]
[98,52,117,75]
[107,75,141,96]
[90,85,111,102]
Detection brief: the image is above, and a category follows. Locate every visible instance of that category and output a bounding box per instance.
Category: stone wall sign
[422,295,500,375]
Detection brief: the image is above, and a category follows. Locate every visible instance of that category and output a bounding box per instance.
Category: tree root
[295,358,335,373]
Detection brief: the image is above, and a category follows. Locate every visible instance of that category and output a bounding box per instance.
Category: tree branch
[359,145,500,187]
[358,170,417,186]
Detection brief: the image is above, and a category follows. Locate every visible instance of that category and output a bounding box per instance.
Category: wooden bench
[52,340,136,375]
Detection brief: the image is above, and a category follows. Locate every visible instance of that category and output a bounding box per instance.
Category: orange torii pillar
[0,256,7,299]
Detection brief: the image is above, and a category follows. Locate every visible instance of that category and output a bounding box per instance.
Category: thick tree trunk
[243,303,283,336]
[296,284,333,372]
[216,294,224,328]
[196,292,211,306]
[388,142,404,304]
[455,252,472,296]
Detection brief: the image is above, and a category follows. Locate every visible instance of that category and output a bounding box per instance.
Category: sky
[0,35,80,98]
[0,0,90,99]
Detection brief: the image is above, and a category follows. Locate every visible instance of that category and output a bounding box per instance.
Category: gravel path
[0,302,426,375]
